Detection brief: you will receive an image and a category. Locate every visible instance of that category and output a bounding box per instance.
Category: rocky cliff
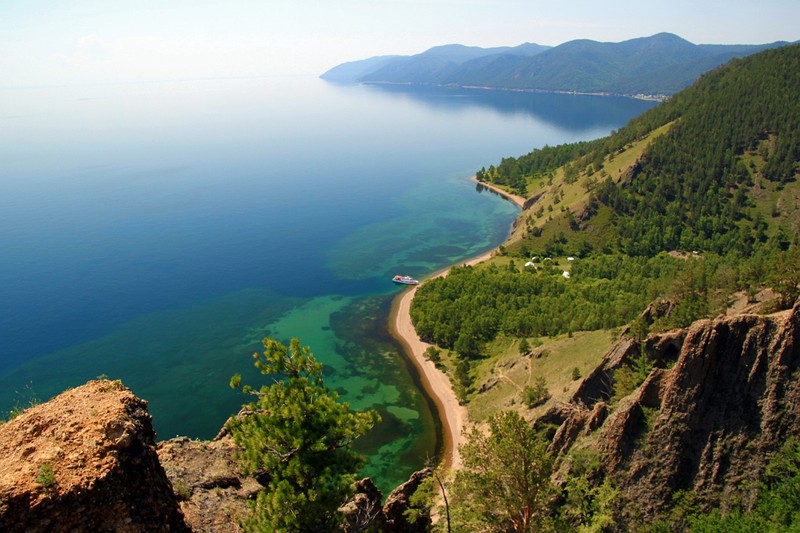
[547,300,800,520]
[157,424,432,532]
[0,380,189,532]
[0,380,431,532]
[157,433,259,532]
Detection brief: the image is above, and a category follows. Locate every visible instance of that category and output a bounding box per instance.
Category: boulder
[0,380,188,532]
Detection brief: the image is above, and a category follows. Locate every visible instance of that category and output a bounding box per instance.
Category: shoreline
[388,178,522,471]
[359,80,667,102]
[388,286,463,470]
[471,175,526,208]
[388,251,493,471]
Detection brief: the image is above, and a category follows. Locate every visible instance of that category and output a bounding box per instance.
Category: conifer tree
[451,410,556,532]
[228,338,380,532]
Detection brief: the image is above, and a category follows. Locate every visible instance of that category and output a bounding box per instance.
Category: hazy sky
[2,0,798,87]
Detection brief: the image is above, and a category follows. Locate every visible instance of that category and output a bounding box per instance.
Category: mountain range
[321,33,791,96]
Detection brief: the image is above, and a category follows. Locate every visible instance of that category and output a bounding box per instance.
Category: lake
[0,76,656,490]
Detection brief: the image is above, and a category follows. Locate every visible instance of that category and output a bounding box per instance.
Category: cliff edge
[0,379,189,532]
[0,380,431,532]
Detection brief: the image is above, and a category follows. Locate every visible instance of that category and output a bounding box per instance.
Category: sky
[1,0,798,88]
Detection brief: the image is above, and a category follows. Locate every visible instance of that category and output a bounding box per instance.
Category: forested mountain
[318,54,403,83]
[320,42,549,83]
[506,43,800,258]
[322,33,790,96]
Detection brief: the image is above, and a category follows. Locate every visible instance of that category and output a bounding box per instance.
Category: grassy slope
[742,139,800,239]
[457,124,800,424]
[466,330,614,423]
[456,126,671,421]
[462,146,799,427]
[456,44,800,421]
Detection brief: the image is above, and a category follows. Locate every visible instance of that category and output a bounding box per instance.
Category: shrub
[424,346,441,363]
[523,377,550,408]
[36,463,56,489]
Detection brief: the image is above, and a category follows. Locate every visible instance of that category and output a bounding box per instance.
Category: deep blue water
[0,77,656,489]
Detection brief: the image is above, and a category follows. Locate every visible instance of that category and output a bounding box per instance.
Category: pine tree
[452,411,556,532]
[228,338,380,532]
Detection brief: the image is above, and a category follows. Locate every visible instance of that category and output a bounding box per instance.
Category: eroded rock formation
[549,300,800,520]
[342,468,433,532]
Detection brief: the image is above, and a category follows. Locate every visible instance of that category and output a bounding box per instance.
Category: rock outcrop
[549,300,800,521]
[157,435,263,533]
[342,468,433,532]
[382,467,433,532]
[341,477,386,532]
[0,379,437,532]
[0,380,189,532]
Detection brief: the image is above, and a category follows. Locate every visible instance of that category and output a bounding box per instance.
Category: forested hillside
[320,42,549,83]
[423,33,777,95]
[413,43,800,389]
[486,44,800,258]
[409,44,800,531]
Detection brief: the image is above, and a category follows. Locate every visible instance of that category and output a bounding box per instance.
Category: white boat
[392,275,419,285]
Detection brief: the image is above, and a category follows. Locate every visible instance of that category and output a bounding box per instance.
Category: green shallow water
[1,289,436,490]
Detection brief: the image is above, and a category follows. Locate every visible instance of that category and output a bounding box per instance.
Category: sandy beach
[388,248,497,471]
[471,175,526,208]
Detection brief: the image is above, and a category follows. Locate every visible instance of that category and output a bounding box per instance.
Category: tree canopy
[414,46,800,374]
[451,410,556,532]
[411,253,688,354]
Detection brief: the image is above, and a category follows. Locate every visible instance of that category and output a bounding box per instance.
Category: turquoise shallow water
[0,77,655,490]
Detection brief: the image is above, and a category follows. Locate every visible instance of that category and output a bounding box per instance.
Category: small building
[562,271,570,279]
